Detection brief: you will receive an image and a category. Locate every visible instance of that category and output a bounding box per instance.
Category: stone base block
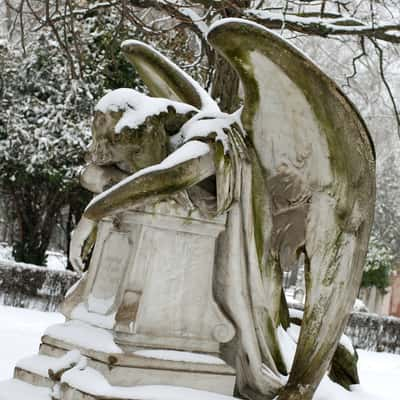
[59,366,236,400]
[0,320,236,400]
[0,377,237,400]
[37,321,236,396]
[1,347,236,400]
[14,366,53,388]
[40,340,235,396]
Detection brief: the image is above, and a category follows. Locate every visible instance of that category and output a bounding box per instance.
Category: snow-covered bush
[0,34,93,265]
[362,236,394,294]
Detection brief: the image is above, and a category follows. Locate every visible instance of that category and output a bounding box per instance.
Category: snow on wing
[121,40,219,113]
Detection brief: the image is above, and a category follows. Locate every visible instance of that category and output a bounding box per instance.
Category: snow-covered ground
[0,305,64,380]
[0,305,399,399]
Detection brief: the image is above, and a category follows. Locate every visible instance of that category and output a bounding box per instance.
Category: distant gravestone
[1,19,375,400]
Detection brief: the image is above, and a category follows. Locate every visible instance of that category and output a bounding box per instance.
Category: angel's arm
[80,164,129,194]
[84,141,215,221]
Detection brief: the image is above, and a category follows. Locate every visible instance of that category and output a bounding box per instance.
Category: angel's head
[89,89,195,173]
[90,110,169,174]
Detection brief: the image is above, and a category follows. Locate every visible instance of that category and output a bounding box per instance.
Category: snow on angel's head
[89,88,196,173]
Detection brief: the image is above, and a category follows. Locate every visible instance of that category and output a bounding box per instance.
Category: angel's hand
[69,217,96,272]
[80,163,129,194]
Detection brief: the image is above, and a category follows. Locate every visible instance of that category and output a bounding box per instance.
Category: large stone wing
[121,40,219,113]
[207,19,376,271]
[207,19,375,193]
[207,19,376,399]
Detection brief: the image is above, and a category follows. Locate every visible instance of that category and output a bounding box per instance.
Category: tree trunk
[13,225,53,266]
[209,3,250,113]
[65,205,75,271]
[11,186,64,266]
[211,55,240,113]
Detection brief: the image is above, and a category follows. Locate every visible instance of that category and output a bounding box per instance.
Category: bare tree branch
[245,9,400,43]
[23,1,400,45]
[369,38,400,139]
[345,36,367,87]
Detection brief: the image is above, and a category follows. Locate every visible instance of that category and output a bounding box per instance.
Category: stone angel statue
[69,19,375,400]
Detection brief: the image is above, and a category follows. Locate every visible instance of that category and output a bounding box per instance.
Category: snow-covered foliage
[0,33,94,264]
[0,257,78,312]
[0,36,91,186]
[0,4,211,265]
[362,236,394,293]
[79,12,146,93]
[0,11,148,187]
[346,311,400,354]
[0,11,148,265]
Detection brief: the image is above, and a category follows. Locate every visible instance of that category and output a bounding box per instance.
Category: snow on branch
[245,9,400,43]
[178,7,209,38]
[20,1,400,45]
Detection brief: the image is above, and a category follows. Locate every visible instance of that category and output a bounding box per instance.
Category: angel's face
[90,111,168,174]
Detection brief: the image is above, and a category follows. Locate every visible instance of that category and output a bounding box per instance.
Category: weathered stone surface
[207,18,375,400]
[62,206,235,354]
[36,341,236,396]
[14,366,53,388]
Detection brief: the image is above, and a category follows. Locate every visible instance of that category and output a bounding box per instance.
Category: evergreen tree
[0,34,92,264]
[0,7,191,265]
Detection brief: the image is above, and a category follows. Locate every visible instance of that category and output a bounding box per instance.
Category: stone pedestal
[63,205,235,353]
[4,203,236,399]
[35,320,235,396]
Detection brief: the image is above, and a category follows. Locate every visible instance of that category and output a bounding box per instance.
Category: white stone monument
[33,202,236,398]
[1,18,375,400]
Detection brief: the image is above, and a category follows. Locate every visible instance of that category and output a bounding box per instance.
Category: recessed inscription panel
[88,231,131,314]
[134,227,220,340]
